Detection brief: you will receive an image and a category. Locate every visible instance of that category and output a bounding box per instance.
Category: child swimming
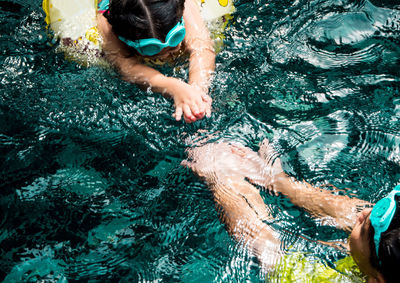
[183,141,399,282]
[96,0,215,123]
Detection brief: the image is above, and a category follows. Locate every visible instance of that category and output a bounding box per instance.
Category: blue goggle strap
[371,185,400,257]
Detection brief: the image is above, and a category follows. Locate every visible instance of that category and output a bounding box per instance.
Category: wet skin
[349,208,382,281]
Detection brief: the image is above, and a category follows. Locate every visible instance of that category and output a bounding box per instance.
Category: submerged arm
[224,139,372,233]
[96,14,209,123]
[241,140,372,233]
[270,173,371,233]
[183,144,281,268]
[210,176,282,269]
[183,141,372,268]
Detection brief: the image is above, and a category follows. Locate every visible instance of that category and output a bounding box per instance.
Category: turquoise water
[1,0,400,281]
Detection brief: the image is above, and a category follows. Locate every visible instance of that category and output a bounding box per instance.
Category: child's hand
[182,143,244,180]
[172,84,212,123]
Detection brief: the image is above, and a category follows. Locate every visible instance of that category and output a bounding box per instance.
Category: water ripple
[268,0,400,73]
[1,0,400,281]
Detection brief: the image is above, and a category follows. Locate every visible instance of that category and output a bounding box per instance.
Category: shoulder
[96,14,135,60]
[96,14,119,50]
[96,14,112,38]
[183,0,201,18]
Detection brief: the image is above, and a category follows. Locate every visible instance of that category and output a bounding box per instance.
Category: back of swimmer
[96,0,216,123]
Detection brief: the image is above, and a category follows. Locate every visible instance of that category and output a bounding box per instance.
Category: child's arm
[270,173,371,233]
[184,141,372,233]
[183,0,216,110]
[96,14,208,123]
[235,140,372,233]
[210,176,282,269]
[182,144,281,269]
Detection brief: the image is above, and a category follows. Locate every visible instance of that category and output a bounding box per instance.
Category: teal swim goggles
[370,185,400,257]
[118,17,186,56]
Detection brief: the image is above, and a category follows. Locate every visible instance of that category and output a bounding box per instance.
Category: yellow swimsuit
[269,253,365,283]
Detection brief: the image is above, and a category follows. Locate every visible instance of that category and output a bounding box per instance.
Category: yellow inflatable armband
[42,0,106,66]
[199,0,234,21]
[42,0,234,65]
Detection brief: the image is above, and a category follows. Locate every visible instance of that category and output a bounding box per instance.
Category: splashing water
[1,0,400,281]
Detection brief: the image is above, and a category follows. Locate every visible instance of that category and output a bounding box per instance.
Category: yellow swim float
[42,0,103,66]
[42,0,234,65]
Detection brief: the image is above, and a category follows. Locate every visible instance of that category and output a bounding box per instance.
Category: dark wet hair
[369,197,400,283]
[104,0,185,42]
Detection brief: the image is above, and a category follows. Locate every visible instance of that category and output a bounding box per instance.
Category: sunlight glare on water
[1,0,400,281]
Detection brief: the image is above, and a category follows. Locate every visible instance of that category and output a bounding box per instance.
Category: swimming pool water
[1,0,400,281]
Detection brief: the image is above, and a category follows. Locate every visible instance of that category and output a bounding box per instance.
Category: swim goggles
[118,17,186,56]
[370,185,400,257]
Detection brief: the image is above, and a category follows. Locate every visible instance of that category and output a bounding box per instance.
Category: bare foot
[182,140,283,188]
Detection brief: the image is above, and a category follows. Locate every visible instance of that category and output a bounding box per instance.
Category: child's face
[349,208,379,278]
